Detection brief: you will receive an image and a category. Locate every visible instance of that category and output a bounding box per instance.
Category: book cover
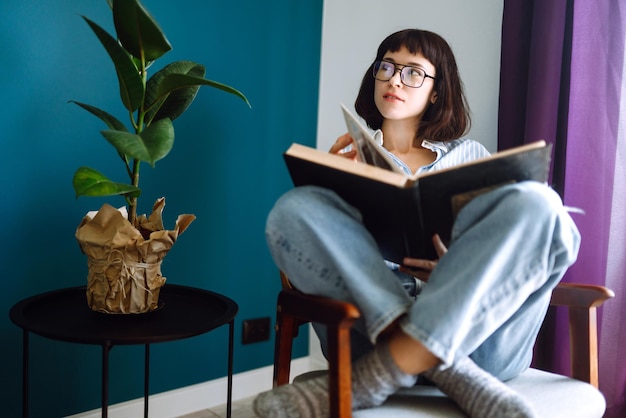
[283,140,551,263]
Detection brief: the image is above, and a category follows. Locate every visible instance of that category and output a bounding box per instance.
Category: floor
[178,396,257,418]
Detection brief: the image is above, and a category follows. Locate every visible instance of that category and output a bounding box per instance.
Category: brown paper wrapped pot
[75,198,195,314]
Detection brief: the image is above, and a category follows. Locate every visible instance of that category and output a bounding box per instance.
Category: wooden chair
[273,271,614,417]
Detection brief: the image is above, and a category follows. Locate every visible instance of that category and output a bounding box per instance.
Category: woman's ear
[430,92,438,104]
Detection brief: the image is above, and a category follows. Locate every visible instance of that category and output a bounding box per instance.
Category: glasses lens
[373,61,395,81]
[401,66,426,88]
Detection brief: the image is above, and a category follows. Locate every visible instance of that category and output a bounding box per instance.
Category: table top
[9,284,238,346]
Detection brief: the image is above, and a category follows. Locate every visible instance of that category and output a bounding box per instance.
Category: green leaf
[69,101,128,132]
[144,60,251,124]
[145,61,205,122]
[101,118,174,166]
[83,16,145,112]
[163,73,251,108]
[73,166,141,198]
[70,101,131,165]
[112,0,172,61]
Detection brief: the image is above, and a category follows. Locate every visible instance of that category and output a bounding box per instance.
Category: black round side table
[9,284,239,418]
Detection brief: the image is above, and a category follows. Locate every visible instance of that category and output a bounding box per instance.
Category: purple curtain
[499,1,626,417]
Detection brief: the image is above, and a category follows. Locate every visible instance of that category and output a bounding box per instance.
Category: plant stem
[128,55,149,226]
[128,159,141,225]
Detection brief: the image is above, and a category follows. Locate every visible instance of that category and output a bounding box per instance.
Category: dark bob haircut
[355,29,471,142]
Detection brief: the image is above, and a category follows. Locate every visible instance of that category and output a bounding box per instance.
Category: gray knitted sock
[253,341,416,417]
[351,338,417,409]
[422,356,536,418]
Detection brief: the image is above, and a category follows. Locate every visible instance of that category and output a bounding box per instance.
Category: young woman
[254,29,579,418]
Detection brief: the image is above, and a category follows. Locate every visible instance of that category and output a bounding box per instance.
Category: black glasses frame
[373,60,436,88]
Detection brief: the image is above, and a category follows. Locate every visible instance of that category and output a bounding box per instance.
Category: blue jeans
[265,181,580,381]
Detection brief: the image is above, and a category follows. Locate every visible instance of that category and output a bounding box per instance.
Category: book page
[340,104,405,174]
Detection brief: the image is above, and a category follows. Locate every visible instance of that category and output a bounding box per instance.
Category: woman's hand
[329,133,358,160]
[399,234,448,282]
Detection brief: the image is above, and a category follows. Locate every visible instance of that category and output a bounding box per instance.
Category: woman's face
[374,46,437,124]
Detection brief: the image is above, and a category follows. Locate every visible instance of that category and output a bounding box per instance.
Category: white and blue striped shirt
[372,130,491,175]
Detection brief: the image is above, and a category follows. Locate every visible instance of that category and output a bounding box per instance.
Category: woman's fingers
[400,235,448,282]
[402,257,438,271]
[432,234,448,258]
[400,257,437,283]
[329,133,357,159]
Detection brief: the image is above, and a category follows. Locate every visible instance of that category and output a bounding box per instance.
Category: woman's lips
[383,93,403,102]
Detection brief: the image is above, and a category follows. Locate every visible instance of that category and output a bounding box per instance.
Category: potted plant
[73,0,249,314]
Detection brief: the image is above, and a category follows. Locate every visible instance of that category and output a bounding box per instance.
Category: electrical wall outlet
[242,317,271,344]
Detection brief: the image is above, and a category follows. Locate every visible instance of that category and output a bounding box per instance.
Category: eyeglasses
[372,60,436,88]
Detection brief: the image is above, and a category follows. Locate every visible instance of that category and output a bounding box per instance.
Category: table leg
[227,320,234,418]
[102,342,111,418]
[22,330,29,418]
[144,344,150,418]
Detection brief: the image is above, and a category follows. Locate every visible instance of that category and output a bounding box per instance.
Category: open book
[283,107,552,262]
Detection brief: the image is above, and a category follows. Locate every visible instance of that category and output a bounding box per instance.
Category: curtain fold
[499,1,626,416]
[498,0,572,192]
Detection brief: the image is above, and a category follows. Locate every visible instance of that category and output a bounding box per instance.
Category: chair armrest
[277,288,361,326]
[549,282,614,388]
[550,283,614,308]
[279,271,361,325]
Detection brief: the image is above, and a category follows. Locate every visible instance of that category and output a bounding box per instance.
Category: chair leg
[272,285,361,417]
[569,306,599,387]
[273,304,298,387]
[327,324,354,418]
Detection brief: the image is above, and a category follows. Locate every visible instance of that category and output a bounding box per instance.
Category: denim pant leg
[400,181,580,380]
[311,269,420,363]
[265,185,414,343]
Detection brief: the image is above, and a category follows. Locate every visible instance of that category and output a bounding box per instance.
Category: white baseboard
[66,355,327,418]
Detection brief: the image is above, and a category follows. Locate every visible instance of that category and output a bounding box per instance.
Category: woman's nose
[389,69,403,86]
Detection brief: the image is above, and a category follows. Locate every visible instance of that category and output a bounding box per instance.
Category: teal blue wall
[0,0,322,416]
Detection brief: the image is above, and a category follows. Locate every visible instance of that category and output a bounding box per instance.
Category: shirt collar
[421,138,448,154]
[373,130,448,154]
[373,129,384,146]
